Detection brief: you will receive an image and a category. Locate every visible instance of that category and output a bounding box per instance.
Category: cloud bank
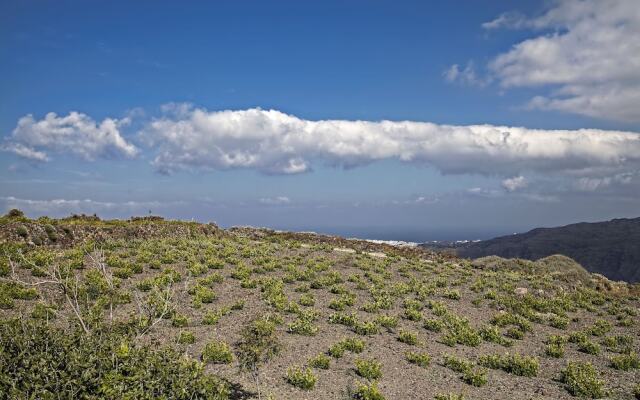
[141,107,640,178]
[485,0,640,122]
[4,107,640,191]
[2,112,138,161]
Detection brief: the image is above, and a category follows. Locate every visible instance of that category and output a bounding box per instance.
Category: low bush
[309,353,331,369]
[177,330,196,344]
[609,352,640,371]
[406,351,431,368]
[352,381,385,400]
[478,353,539,377]
[398,329,419,345]
[355,358,383,380]
[561,361,606,398]
[0,319,229,399]
[202,340,233,364]
[443,354,473,373]
[462,368,488,387]
[286,366,317,390]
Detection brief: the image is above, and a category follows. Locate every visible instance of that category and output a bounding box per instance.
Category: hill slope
[455,217,640,283]
[1,213,639,399]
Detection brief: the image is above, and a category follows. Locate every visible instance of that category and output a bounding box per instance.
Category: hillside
[1,211,639,400]
[452,218,640,283]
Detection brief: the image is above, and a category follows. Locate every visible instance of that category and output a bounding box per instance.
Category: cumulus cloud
[501,176,527,192]
[3,112,138,161]
[141,106,640,179]
[486,0,640,122]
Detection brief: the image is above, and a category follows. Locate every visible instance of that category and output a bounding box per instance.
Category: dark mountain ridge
[448,217,640,283]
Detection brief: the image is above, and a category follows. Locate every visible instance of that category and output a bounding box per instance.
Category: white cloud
[501,175,527,192]
[0,196,183,216]
[574,171,637,192]
[258,196,291,205]
[443,62,487,87]
[141,106,640,179]
[486,0,640,122]
[2,143,49,162]
[3,111,138,161]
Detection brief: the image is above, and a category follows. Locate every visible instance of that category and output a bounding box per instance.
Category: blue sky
[1,0,639,241]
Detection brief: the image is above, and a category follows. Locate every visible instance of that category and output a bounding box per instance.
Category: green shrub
[434,394,465,400]
[545,335,567,358]
[236,316,280,371]
[299,293,315,306]
[374,314,398,329]
[0,319,229,399]
[342,337,366,353]
[177,330,196,344]
[398,329,419,345]
[191,285,216,307]
[561,361,606,398]
[354,321,380,336]
[478,353,539,377]
[443,354,473,373]
[479,325,512,347]
[171,313,189,327]
[404,308,423,321]
[588,319,612,337]
[578,339,601,355]
[288,315,319,336]
[286,366,317,390]
[30,302,56,320]
[406,351,431,368]
[549,314,569,329]
[352,381,385,400]
[462,368,488,387]
[634,384,640,400]
[329,342,346,358]
[16,225,29,238]
[355,358,383,380]
[423,318,444,332]
[309,353,331,369]
[328,312,359,327]
[610,352,640,371]
[202,340,233,364]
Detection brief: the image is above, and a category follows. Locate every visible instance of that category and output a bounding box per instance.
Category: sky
[1,0,639,241]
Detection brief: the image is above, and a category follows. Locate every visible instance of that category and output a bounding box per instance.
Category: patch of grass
[561,361,606,398]
[286,366,317,390]
[398,329,419,345]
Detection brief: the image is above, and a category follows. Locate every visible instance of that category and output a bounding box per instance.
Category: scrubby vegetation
[0,212,638,399]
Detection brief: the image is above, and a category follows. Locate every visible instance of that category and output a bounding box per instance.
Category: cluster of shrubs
[0,319,229,399]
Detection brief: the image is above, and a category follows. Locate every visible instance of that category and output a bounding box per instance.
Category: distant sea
[265,226,512,243]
